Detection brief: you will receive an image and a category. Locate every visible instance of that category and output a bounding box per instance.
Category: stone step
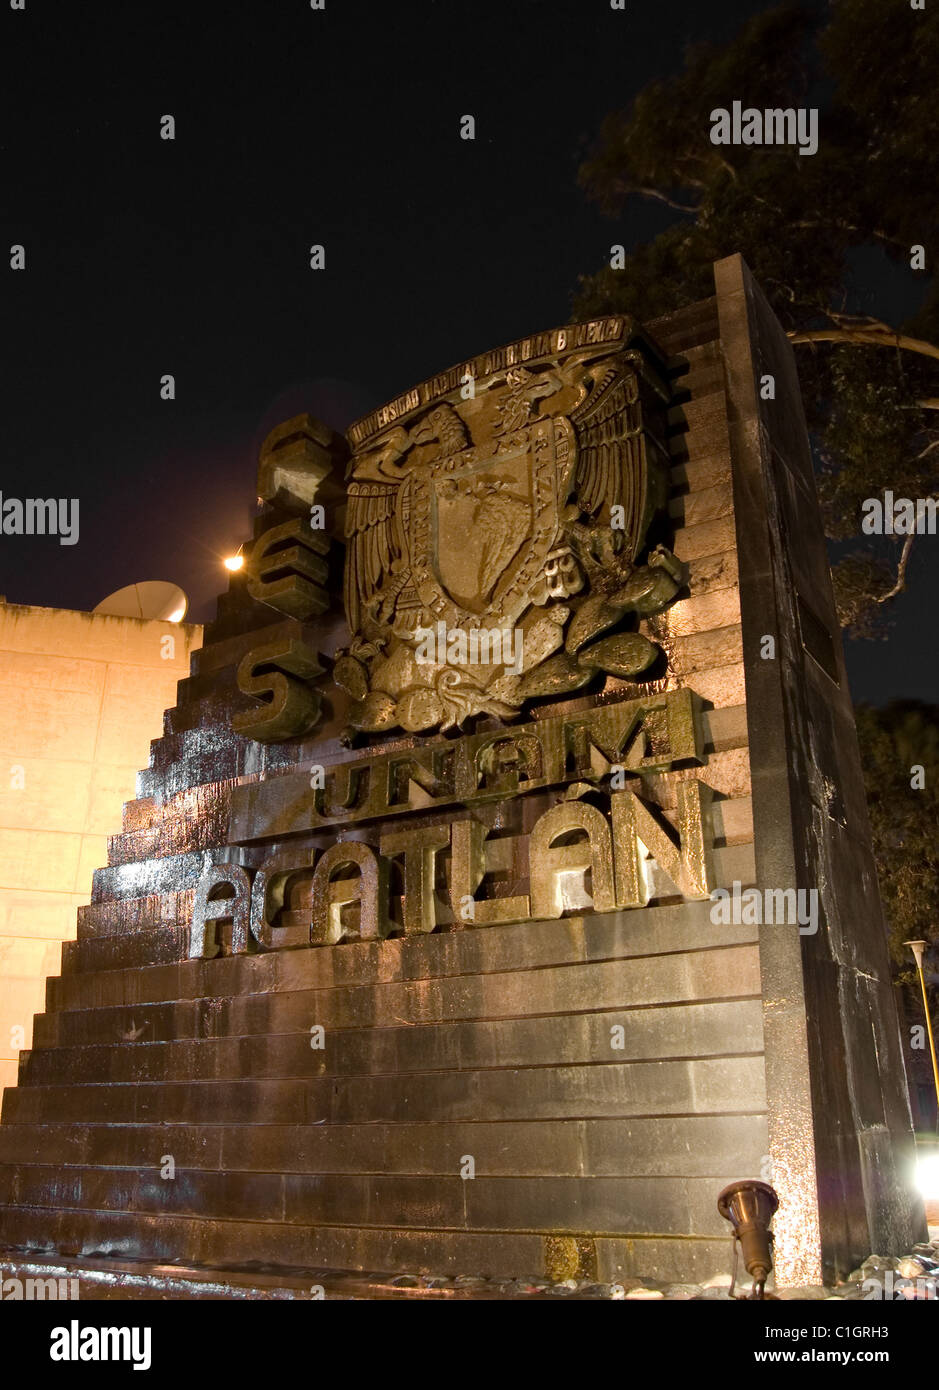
[668,413,731,463]
[189,616,322,681]
[671,449,733,493]
[671,373,726,412]
[107,781,232,866]
[34,937,761,1057]
[668,481,734,528]
[647,298,720,354]
[685,549,739,597]
[0,1114,768,1178]
[673,514,736,563]
[121,795,159,833]
[663,587,742,641]
[63,926,188,974]
[18,997,764,1084]
[0,1163,739,1239]
[667,392,728,433]
[164,689,244,737]
[0,1206,731,1285]
[2,1052,766,1126]
[200,584,278,643]
[137,726,297,801]
[667,338,723,382]
[77,889,193,941]
[89,848,207,906]
[662,320,721,354]
[44,900,760,1016]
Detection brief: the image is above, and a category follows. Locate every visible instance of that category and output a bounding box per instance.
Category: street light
[905,939,939,1133]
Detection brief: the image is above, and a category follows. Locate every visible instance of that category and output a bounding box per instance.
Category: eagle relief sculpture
[334,323,688,738]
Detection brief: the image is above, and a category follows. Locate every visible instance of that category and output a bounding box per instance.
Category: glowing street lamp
[905,940,939,1132]
[915,1150,939,1203]
[224,553,244,572]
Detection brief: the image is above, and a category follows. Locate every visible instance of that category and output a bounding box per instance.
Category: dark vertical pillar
[715,254,926,1284]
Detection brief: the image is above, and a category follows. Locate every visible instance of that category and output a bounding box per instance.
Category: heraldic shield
[408,416,576,629]
[336,320,689,737]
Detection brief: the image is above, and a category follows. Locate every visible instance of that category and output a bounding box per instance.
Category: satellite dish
[93,580,188,623]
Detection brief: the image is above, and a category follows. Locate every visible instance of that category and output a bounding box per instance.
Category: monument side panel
[714,253,926,1284]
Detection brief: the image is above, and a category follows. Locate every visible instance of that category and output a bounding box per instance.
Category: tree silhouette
[855,701,939,983]
[573,0,939,637]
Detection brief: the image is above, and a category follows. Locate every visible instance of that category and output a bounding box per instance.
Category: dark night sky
[2,0,935,705]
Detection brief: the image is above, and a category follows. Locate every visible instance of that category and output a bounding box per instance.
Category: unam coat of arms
[335,323,687,738]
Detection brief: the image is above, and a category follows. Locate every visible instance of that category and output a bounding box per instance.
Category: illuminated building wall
[0,603,202,1094]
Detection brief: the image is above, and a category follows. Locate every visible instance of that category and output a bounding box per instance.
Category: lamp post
[905,940,939,1132]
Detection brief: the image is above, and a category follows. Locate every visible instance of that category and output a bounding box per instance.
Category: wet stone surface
[3,1242,937,1300]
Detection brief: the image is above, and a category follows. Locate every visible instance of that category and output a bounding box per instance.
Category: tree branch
[875,534,916,604]
[633,186,701,214]
[791,221,905,248]
[749,199,906,248]
[788,326,939,363]
[872,494,939,602]
[683,152,736,181]
[826,312,890,329]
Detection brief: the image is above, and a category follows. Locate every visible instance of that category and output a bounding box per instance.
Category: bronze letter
[529,802,616,919]
[247,517,330,620]
[610,780,713,903]
[379,824,449,935]
[249,849,312,949]
[310,841,388,945]
[232,636,323,743]
[449,818,530,926]
[190,864,253,959]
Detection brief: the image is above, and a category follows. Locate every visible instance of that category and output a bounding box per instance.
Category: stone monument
[0,255,926,1292]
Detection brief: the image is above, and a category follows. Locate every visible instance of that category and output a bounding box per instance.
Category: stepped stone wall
[0,255,924,1289]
